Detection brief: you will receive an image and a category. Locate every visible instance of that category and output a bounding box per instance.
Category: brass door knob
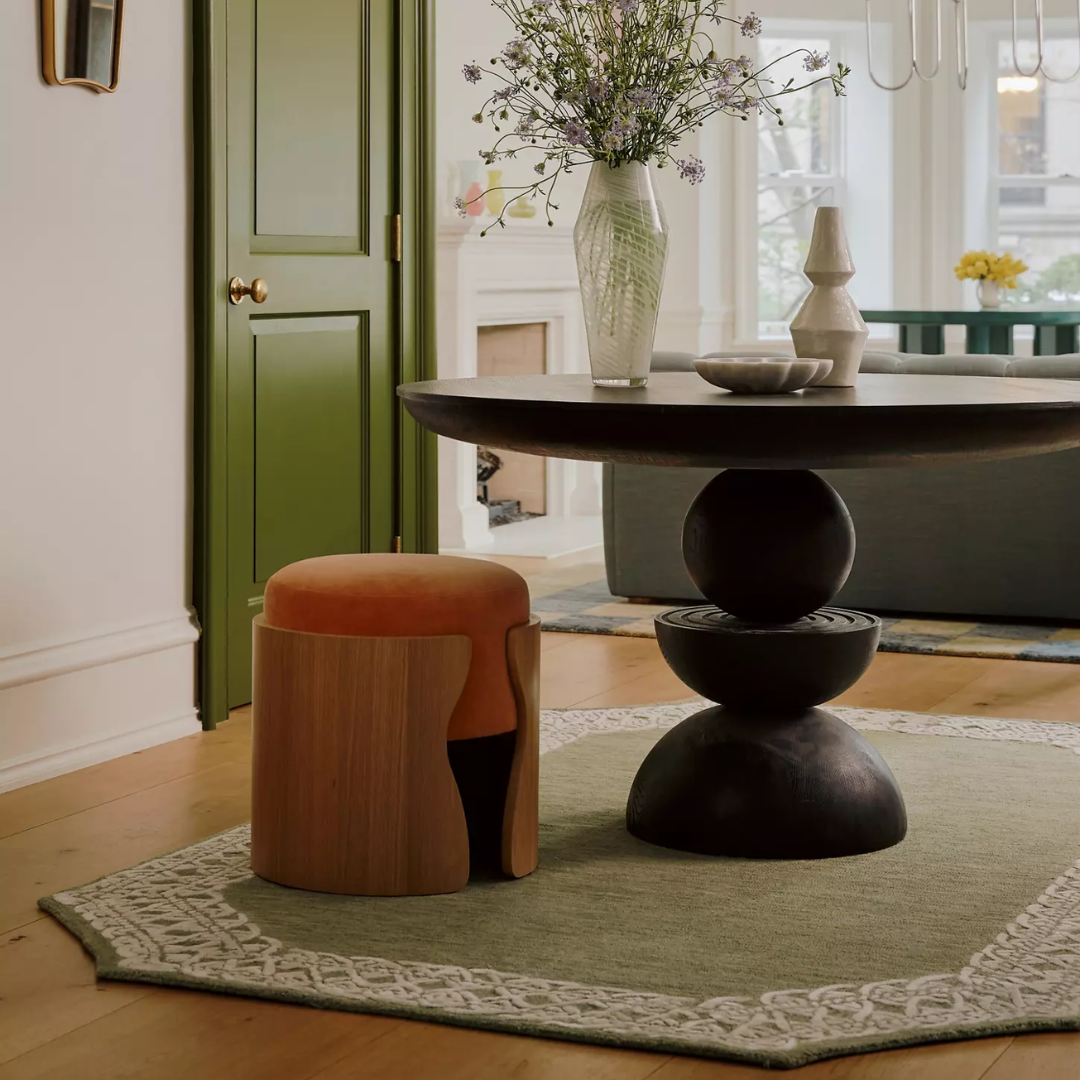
[228,277,269,305]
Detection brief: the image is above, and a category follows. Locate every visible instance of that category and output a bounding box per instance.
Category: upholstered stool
[250,554,540,897]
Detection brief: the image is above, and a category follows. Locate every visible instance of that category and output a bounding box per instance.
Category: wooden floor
[5,570,1080,1077]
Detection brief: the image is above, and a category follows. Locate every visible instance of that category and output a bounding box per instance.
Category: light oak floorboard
[0,991,401,1080]
[929,659,1080,721]
[0,758,252,935]
[12,630,1080,1077]
[0,918,147,1066]
[649,1038,1012,1080]
[981,1033,1080,1079]
[305,1021,670,1080]
[831,652,994,713]
[0,713,252,841]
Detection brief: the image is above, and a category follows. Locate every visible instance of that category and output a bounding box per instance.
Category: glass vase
[574,161,669,387]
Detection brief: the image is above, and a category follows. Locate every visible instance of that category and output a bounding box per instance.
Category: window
[994,37,1080,305]
[756,35,840,338]
[746,24,894,341]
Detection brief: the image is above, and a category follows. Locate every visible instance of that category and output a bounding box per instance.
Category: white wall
[435,0,588,226]
[0,2,198,790]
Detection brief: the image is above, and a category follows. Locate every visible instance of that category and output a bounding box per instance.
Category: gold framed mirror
[41,0,124,94]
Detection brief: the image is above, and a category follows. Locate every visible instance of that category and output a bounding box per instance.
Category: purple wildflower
[601,130,622,151]
[586,77,610,102]
[462,63,482,84]
[677,156,706,184]
[803,50,829,72]
[617,0,640,11]
[563,119,588,146]
[713,58,739,83]
[712,82,738,105]
[740,12,762,37]
[624,87,658,110]
[502,38,531,70]
[454,196,468,218]
[493,86,517,102]
[600,114,640,152]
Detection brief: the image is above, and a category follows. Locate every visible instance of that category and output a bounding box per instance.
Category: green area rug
[42,703,1080,1069]
[530,568,1080,663]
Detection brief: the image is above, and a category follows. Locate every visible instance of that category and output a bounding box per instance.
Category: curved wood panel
[251,618,472,896]
[399,373,1080,470]
[503,616,540,879]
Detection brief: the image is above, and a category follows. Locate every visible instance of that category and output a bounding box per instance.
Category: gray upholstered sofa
[603,351,1080,620]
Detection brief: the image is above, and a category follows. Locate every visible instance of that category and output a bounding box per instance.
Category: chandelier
[866,0,1080,89]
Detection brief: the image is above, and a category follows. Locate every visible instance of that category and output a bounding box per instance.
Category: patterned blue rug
[530,572,1080,664]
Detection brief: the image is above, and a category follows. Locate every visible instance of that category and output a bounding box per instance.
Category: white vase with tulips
[954,250,1029,310]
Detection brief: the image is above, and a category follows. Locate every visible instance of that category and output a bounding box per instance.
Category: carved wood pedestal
[625,470,905,859]
[399,372,1080,860]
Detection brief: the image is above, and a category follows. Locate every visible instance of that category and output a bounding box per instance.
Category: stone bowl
[693,357,833,395]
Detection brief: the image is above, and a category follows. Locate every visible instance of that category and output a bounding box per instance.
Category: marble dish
[693,357,833,395]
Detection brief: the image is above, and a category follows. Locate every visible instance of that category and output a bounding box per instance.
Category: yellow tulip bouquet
[954,250,1028,289]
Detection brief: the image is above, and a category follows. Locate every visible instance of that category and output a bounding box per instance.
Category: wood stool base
[251,618,472,896]
[251,614,541,895]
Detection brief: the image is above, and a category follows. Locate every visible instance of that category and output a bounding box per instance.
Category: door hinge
[391,214,402,263]
[393,535,403,553]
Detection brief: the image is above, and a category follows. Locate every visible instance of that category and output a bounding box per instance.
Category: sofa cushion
[650,351,698,372]
[1006,356,1080,380]
[703,349,795,359]
[896,354,1011,376]
[860,351,904,373]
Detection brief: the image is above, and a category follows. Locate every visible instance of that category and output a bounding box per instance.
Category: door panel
[226,0,395,707]
[253,315,367,583]
[254,0,363,240]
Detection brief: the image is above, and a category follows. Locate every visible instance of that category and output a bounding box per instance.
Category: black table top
[399,373,1080,470]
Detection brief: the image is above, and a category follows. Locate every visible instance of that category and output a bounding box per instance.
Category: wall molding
[0,708,201,794]
[0,610,201,692]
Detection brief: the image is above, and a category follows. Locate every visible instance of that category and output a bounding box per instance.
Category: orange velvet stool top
[262,554,531,741]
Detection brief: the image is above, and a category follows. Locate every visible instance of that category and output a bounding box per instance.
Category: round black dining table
[400,372,1080,859]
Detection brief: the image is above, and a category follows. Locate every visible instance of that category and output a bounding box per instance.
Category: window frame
[733,21,865,344]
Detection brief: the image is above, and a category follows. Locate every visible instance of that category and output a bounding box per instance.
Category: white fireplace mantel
[436,221,601,552]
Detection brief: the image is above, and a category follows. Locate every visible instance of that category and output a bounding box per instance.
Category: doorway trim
[191,0,438,730]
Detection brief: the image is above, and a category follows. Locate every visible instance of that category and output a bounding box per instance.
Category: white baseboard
[0,708,201,794]
[0,610,200,691]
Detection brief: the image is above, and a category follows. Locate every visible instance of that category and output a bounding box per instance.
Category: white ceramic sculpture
[789,207,868,388]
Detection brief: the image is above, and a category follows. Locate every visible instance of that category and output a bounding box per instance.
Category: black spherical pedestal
[626,469,908,859]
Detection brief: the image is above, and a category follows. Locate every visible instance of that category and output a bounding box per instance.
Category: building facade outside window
[737,15,1080,345]
[743,23,894,341]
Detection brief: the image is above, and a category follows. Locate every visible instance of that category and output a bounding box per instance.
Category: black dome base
[626,705,908,859]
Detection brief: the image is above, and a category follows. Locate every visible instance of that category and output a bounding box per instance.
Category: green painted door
[225,0,396,707]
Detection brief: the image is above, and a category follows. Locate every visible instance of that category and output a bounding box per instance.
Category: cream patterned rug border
[41,705,1080,1069]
